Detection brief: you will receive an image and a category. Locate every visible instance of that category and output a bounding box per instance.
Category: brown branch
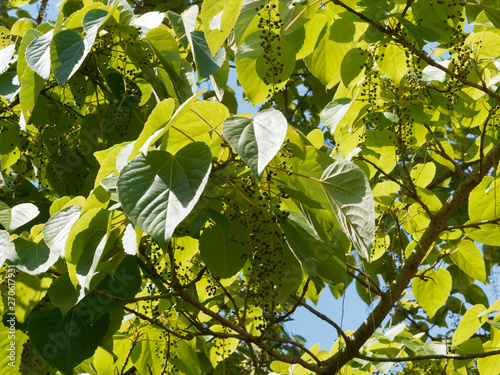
[423,124,462,177]
[444,217,500,230]
[37,0,48,23]
[173,284,324,372]
[321,144,500,374]
[122,306,194,341]
[93,288,178,303]
[289,294,350,346]
[356,349,500,362]
[346,264,383,296]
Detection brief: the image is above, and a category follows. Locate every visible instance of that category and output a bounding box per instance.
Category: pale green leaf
[202,0,243,54]
[317,160,375,260]
[0,202,39,232]
[320,98,353,136]
[11,19,36,37]
[209,325,239,368]
[161,100,229,156]
[135,11,165,37]
[379,43,407,84]
[0,44,15,74]
[451,240,487,283]
[469,177,500,222]
[341,48,368,86]
[223,109,288,179]
[122,223,140,256]
[131,329,165,375]
[429,140,455,171]
[136,90,205,155]
[65,208,110,264]
[412,268,452,318]
[477,341,500,375]
[304,23,349,89]
[453,304,488,346]
[0,230,16,265]
[410,163,436,188]
[43,205,82,258]
[26,30,54,80]
[235,34,296,105]
[4,274,52,323]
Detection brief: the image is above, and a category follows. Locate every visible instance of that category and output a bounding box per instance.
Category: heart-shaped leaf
[317,161,375,260]
[8,238,59,276]
[28,307,109,374]
[223,109,287,179]
[26,30,53,80]
[199,221,251,278]
[0,202,40,232]
[43,205,82,258]
[117,142,212,246]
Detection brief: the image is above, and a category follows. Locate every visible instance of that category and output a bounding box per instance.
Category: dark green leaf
[117,143,212,246]
[199,221,251,278]
[28,307,110,374]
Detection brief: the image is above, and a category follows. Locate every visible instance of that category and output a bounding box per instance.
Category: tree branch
[321,144,500,374]
[289,294,350,345]
[356,349,500,362]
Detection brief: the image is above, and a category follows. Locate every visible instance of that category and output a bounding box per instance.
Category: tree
[0,0,500,373]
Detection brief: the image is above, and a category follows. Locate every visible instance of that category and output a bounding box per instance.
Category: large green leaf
[28,307,110,374]
[80,256,142,314]
[0,44,15,74]
[320,98,354,136]
[303,22,349,89]
[25,30,53,80]
[469,176,500,222]
[280,211,347,285]
[0,321,28,370]
[48,272,80,315]
[189,30,226,80]
[0,71,20,102]
[117,143,212,246]
[378,43,408,84]
[7,238,59,276]
[199,221,251,278]
[201,0,244,54]
[50,30,88,86]
[0,230,16,265]
[0,202,39,232]
[235,33,296,105]
[2,274,52,323]
[43,205,82,258]
[133,90,205,157]
[412,268,452,318]
[314,160,375,260]
[64,208,110,264]
[223,109,288,179]
[452,304,488,346]
[451,240,487,283]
